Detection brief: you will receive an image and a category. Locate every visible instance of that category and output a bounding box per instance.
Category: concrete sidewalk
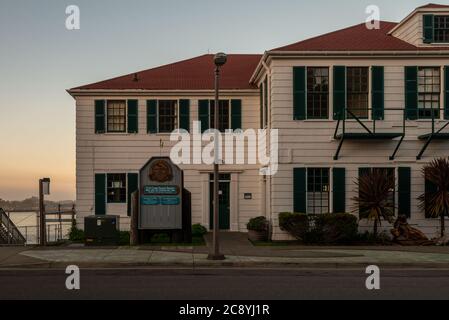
[2,232,449,269]
[8,246,449,269]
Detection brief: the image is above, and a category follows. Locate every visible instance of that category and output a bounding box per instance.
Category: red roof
[71,54,262,91]
[271,21,449,52]
[418,3,449,9]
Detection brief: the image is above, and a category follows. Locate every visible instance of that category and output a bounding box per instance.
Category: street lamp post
[208,53,227,261]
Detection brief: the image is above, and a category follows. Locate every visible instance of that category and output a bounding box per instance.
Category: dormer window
[423,14,449,44]
[435,16,449,42]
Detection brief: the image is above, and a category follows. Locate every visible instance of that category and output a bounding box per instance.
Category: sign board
[139,157,183,230]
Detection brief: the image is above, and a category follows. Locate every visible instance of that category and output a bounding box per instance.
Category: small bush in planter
[247,216,269,241]
[192,224,208,237]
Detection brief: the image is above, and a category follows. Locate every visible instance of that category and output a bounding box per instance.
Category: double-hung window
[347,67,369,119]
[307,168,330,214]
[418,67,441,119]
[307,67,329,119]
[158,100,178,133]
[107,174,126,203]
[210,100,230,132]
[107,100,126,133]
[435,16,449,43]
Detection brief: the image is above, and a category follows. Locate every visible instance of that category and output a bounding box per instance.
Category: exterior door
[209,174,231,230]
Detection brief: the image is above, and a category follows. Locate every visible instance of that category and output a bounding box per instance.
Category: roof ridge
[70,53,264,90]
[271,21,398,51]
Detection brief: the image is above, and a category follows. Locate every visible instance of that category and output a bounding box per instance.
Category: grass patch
[147,233,205,246]
[250,240,304,247]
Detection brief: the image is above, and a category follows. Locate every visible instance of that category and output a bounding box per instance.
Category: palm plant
[418,158,449,238]
[353,168,395,237]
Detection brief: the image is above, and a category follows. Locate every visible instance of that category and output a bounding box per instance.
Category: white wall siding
[75,95,262,231]
[269,58,449,240]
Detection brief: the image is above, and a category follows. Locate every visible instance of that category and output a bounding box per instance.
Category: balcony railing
[333,107,406,160]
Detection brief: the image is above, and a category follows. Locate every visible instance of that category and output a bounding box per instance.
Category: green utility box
[84,215,120,246]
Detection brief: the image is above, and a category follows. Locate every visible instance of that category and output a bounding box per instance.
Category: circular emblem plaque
[148,160,173,183]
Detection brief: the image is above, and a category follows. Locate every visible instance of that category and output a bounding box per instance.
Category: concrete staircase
[0,208,26,245]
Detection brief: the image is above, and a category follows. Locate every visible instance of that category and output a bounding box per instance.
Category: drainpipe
[261,61,273,239]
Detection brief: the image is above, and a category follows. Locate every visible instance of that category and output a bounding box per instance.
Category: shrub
[314,213,358,243]
[279,212,309,241]
[247,216,269,232]
[356,231,392,245]
[69,226,85,242]
[118,231,130,246]
[278,212,358,244]
[192,224,208,237]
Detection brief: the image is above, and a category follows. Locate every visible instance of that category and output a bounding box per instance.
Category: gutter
[250,49,449,84]
[67,88,259,98]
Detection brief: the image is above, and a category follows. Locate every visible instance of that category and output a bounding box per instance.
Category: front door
[209,174,231,230]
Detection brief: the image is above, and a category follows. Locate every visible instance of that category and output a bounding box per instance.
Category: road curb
[2,261,449,270]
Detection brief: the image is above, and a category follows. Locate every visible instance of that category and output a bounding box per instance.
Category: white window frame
[156,99,180,134]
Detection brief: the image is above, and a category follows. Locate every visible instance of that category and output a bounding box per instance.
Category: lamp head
[214,52,227,67]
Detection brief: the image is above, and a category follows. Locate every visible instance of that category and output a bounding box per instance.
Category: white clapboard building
[68,4,449,239]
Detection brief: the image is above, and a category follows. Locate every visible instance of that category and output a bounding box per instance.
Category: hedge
[279,212,358,244]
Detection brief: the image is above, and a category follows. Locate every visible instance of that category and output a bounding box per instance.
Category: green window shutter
[179,99,190,132]
[423,14,434,44]
[127,173,138,217]
[127,100,138,133]
[333,66,346,120]
[445,66,449,120]
[398,167,411,218]
[333,168,346,213]
[405,66,418,120]
[425,175,438,219]
[231,99,242,130]
[372,66,385,120]
[95,174,106,216]
[95,100,106,134]
[293,168,307,213]
[293,67,306,120]
[146,100,157,133]
[198,100,210,133]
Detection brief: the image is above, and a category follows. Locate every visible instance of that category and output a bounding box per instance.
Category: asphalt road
[0,268,448,300]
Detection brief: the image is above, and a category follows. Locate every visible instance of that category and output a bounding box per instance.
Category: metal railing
[1,205,76,245]
[334,107,406,138]
[0,208,26,245]
[414,107,449,160]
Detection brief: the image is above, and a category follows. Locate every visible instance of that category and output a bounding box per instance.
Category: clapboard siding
[268,57,449,240]
[393,11,449,48]
[75,94,262,231]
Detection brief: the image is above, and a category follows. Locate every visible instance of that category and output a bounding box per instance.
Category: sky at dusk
[0,0,435,201]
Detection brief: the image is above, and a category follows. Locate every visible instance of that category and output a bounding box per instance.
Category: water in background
[8,212,72,244]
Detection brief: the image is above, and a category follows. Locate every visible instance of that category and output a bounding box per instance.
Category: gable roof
[271,21,436,52]
[271,21,417,51]
[70,54,262,91]
[418,3,449,9]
